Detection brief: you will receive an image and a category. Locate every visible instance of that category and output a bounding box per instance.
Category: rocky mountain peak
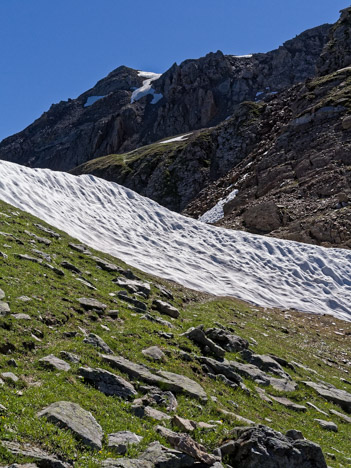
[317,7,351,75]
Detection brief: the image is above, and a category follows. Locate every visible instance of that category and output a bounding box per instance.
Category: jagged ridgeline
[0,201,350,466]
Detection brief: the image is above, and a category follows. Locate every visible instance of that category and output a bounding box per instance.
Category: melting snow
[199,189,238,224]
[131,71,163,105]
[0,160,350,321]
[232,54,253,58]
[160,133,193,144]
[84,95,106,107]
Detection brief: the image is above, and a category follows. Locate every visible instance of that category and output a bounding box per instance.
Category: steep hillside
[0,25,329,171]
[0,200,351,467]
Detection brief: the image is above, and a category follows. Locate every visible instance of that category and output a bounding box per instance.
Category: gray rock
[44,263,65,276]
[132,404,171,421]
[222,425,327,467]
[314,419,338,432]
[0,301,10,316]
[269,395,306,412]
[34,223,60,239]
[78,297,107,312]
[101,460,152,468]
[91,256,122,272]
[142,346,166,361]
[140,313,174,328]
[2,440,70,467]
[156,426,221,465]
[11,313,31,320]
[108,431,143,454]
[114,278,151,297]
[39,354,71,372]
[269,377,297,393]
[153,300,180,318]
[102,355,207,400]
[198,357,242,384]
[303,381,351,413]
[286,429,304,440]
[241,351,290,379]
[69,243,91,254]
[1,372,19,383]
[61,261,82,274]
[76,277,97,290]
[25,229,51,245]
[60,351,80,364]
[172,415,197,432]
[37,401,103,449]
[306,402,328,416]
[15,254,42,263]
[0,288,5,300]
[84,333,113,354]
[32,249,51,262]
[205,328,249,352]
[139,441,194,467]
[184,327,225,358]
[157,286,174,300]
[329,408,351,423]
[118,291,147,311]
[79,366,137,398]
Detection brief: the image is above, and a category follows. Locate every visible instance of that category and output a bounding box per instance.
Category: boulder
[37,401,103,450]
[183,327,225,358]
[303,381,351,413]
[314,419,338,432]
[153,299,180,318]
[114,278,151,297]
[0,301,10,316]
[39,355,71,372]
[84,333,114,354]
[139,441,195,467]
[79,366,137,398]
[78,297,107,312]
[108,431,143,454]
[142,346,166,361]
[205,327,249,352]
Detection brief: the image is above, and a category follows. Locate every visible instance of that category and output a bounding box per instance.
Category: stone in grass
[79,367,137,398]
[108,431,143,455]
[0,301,10,316]
[303,381,351,413]
[142,346,166,361]
[60,351,80,364]
[0,288,5,300]
[269,395,306,412]
[172,415,197,432]
[11,313,31,320]
[37,401,103,449]
[1,372,19,383]
[84,333,113,354]
[314,419,338,432]
[78,297,107,312]
[132,404,171,421]
[329,408,351,423]
[153,299,179,318]
[101,459,152,468]
[139,441,194,467]
[0,403,7,413]
[39,354,71,372]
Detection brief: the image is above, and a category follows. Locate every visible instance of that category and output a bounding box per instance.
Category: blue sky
[0,0,350,141]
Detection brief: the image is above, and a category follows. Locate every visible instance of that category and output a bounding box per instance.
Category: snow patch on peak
[160,133,193,144]
[0,160,350,321]
[199,189,238,224]
[84,95,106,107]
[131,71,163,105]
[232,54,253,58]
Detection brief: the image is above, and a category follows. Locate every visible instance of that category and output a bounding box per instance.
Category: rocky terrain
[0,200,351,467]
[0,24,329,171]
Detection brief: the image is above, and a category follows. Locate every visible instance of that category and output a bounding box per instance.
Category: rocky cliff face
[0,24,329,171]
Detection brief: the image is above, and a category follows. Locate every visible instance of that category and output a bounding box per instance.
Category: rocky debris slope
[0,200,350,466]
[0,25,329,171]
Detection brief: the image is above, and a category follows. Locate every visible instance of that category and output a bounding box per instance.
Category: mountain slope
[0,160,350,320]
[0,25,329,171]
[0,197,350,467]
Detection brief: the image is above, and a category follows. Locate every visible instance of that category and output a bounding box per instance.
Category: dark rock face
[222,425,327,468]
[317,7,351,75]
[0,25,329,172]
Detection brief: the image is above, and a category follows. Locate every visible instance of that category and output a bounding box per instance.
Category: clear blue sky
[0,0,350,142]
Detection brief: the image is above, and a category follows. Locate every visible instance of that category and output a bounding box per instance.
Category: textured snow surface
[199,189,238,224]
[131,71,163,104]
[160,133,193,144]
[84,96,106,107]
[0,161,351,321]
[232,54,253,58]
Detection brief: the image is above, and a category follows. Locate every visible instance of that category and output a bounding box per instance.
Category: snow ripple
[0,161,350,321]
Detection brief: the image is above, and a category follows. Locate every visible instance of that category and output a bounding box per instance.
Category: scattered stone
[269,377,297,392]
[118,291,147,311]
[139,441,193,467]
[142,346,166,361]
[286,429,304,440]
[157,286,173,300]
[15,254,42,264]
[106,309,119,319]
[314,419,338,432]
[69,243,91,254]
[269,395,306,412]
[34,224,60,239]
[241,350,290,379]
[61,261,82,274]
[306,401,328,416]
[91,256,122,272]
[255,386,273,404]
[292,361,317,374]
[140,388,178,412]
[1,372,19,383]
[60,351,80,364]
[205,327,249,352]
[84,333,114,354]
[132,404,171,421]
[7,358,18,367]
[217,408,255,426]
[179,351,193,362]
[114,278,151,297]
[16,295,31,302]
[37,401,103,449]
[101,459,152,468]
[108,431,143,455]
[329,408,351,423]
[0,288,5,299]
[76,277,96,290]
[172,415,197,432]
[79,366,136,398]
[78,297,107,312]
[32,249,51,262]
[268,354,296,370]
[39,355,71,372]
[101,355,207,400]
[2,440,70,467]
[184,327,225,358]
[11,313,31,320]
[0,301,10,316]
[303,381,351,413]
[140,313,174,328]
[221,425,327,467]
[153,299,180,318]
[0,403,7,413]
[156,426,221,465]
[44,263,65,276]
[198,357,242,384]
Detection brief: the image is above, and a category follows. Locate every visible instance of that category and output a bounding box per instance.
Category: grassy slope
[0,200,350,467]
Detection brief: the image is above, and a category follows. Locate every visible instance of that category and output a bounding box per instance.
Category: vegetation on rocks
[0,200,350,467]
